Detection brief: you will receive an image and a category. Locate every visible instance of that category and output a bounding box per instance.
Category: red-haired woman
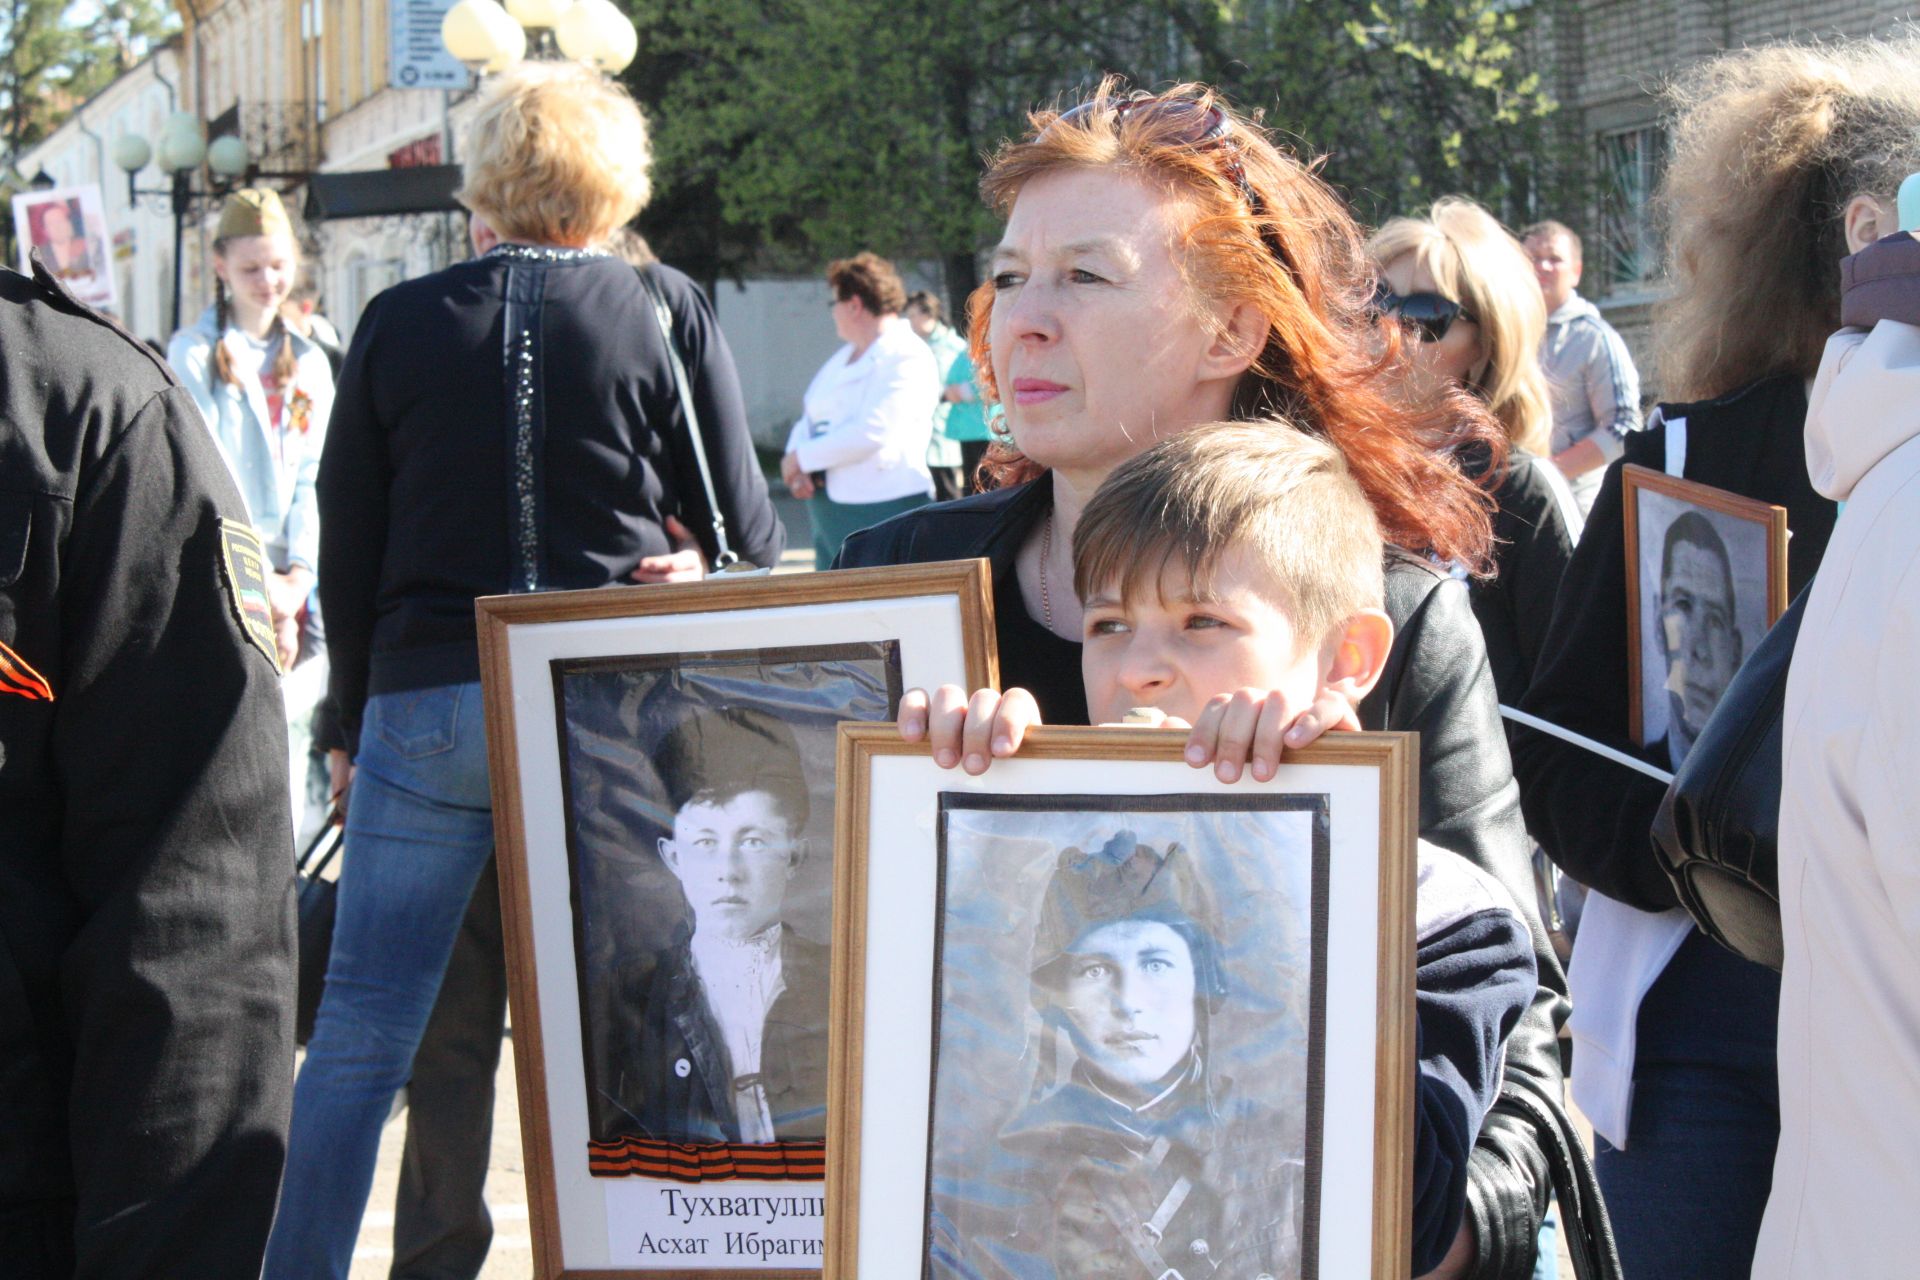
[837,81,1565,1279]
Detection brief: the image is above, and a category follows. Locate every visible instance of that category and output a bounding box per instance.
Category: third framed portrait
[11,184,116,310]
[1621,464,1788,758]
[827,726,1418,1279]
[476,561,997,1277]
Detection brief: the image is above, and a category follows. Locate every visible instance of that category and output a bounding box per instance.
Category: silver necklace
[1040,509,1054,632]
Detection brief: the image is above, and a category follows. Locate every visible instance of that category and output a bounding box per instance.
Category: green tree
[622,0,1573,307]
[1,0,174,159]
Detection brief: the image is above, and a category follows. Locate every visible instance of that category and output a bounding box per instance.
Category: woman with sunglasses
[839,79,1570,1280]
[1512,38,1920,1280]
[1368,198,1581,710]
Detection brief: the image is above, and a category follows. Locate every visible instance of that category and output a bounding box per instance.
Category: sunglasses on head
[1371,283,1476,343]
[1053,95,1293,269]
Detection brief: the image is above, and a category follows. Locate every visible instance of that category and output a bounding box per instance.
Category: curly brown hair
[1655,37,1920,401]
[827,251,907,316]
[968,77,1501,571]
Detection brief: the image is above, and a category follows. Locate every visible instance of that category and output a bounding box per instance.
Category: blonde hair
[973,77,1501,573]
[1073,421,1385,654]
[455,61,652,247]
[1657,36,1920,401]
[1368,197,1553,456]
[210,229,301,390]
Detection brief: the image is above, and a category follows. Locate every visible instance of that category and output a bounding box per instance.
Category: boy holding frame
[902,423,1536,1276]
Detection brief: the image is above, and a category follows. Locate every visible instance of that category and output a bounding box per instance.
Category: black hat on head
[655,704,810,831]
[1028,830,1227,1013]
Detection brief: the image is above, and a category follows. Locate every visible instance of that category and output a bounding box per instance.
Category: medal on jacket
[288,386,313,433]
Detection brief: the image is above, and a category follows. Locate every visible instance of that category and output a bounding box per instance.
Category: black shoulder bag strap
[1497,1078,1622,1280]
[636,266,741,570]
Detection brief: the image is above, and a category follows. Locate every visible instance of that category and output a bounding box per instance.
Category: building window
[1598,123,1666,291]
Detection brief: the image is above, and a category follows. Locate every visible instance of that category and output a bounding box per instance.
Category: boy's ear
[1321,609,1395,706]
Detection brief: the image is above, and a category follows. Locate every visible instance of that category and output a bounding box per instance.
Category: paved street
[347,1043,532,1279]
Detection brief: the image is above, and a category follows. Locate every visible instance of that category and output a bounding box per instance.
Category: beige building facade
[13,43,188,343]
[168,0,465,340]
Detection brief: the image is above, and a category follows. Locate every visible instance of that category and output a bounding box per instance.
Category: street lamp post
[112,113,253,333]
[439,0,637,77]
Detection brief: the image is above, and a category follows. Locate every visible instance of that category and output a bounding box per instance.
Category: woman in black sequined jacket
[269,61,781,1277]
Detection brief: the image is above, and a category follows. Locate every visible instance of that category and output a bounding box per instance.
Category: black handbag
[294,811,344,1046]
[1651,583,1809,972]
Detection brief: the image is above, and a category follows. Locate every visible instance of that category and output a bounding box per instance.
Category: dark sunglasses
[1371,284,1477,343]
[1054,96,1292,269]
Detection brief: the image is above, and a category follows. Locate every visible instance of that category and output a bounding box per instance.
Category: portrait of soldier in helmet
[927,801,1320,1280]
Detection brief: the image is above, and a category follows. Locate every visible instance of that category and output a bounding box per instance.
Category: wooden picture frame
[1621,464,1789,750]
[476,561,998,1278]
[826,725,1418,1279]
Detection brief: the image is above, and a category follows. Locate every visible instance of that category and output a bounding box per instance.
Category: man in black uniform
[0,257,297,1277]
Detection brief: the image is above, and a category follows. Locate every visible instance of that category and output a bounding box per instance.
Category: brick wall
[1548,0,1912,400]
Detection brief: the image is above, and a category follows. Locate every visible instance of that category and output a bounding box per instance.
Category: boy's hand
[897,685,1041,774]
[1182,687,1363,783]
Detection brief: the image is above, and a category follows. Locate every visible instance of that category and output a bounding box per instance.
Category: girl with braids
[1513,35,1920,1280]
[842,78,1572,1280]
[168,187,335,671]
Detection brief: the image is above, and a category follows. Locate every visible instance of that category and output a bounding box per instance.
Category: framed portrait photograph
[827,725,1418,1280]
[11,184,116,310]
[476,562,997,1278]
[1621,464,1789,758]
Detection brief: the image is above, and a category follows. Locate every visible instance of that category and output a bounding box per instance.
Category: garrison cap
[216,188,294,241]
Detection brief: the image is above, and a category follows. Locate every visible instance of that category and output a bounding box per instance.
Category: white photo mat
[829,728,1416,1279]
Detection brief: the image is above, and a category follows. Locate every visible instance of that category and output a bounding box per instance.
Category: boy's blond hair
[1073,422,1385,653]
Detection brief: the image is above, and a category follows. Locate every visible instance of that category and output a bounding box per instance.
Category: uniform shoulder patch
[218,519,282,672]
[0,637,53,701]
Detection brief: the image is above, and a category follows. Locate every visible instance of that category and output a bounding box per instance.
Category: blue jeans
[264,682,496,1280]
[1592,931,1779,1280]
[1531,1207,1558,1280]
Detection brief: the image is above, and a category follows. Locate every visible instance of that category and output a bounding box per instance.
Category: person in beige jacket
[1756,227,1920,1279]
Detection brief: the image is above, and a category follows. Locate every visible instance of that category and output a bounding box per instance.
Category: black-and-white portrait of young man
[550,644,899,1172]
[1633,493,1771,767]
[602,705,828,1146]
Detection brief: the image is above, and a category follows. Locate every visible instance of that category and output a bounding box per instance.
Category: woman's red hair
[968,78,1501,571]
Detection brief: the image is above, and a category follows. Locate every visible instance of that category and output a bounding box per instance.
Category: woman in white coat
[1756,226,1920,1280]
[781,250,940,566]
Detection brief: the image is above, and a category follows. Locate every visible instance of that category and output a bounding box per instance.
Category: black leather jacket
[838,477,1570,1278]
